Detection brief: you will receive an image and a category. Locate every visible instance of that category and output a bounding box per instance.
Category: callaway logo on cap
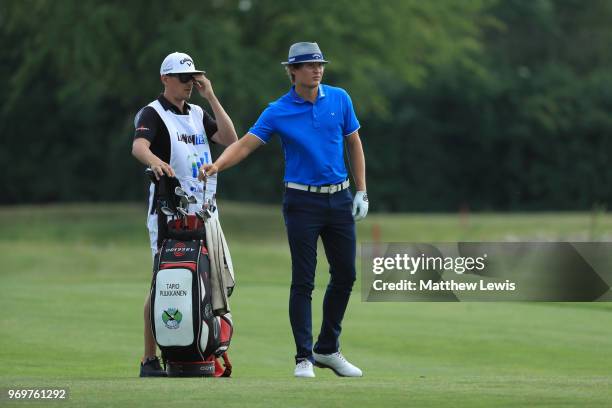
[160,52,205,75]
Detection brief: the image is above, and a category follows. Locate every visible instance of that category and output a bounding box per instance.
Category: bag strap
[207,352,232,377]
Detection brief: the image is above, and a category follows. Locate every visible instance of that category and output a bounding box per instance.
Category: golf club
[196,209,207,223]
[176,207,189,228]
[161,206,175,217]
[175,186,189,199]
[177,192,190,227]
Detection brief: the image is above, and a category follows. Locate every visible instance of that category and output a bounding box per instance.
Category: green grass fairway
[1,203,611,407]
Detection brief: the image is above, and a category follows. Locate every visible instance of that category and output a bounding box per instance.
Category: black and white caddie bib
[149,100,217,205]
[146,100,218,255]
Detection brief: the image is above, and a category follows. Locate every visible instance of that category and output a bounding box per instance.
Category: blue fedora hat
[281,42,329,65]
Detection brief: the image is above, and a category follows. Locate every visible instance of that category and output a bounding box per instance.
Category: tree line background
[2,0,611,211]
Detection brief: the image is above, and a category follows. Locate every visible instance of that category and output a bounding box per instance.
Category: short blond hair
[284,63,303,84]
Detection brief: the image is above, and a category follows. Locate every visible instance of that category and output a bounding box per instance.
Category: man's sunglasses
[167,73,197,83]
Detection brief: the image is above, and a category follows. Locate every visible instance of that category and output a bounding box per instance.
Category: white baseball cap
[160,52,205,75]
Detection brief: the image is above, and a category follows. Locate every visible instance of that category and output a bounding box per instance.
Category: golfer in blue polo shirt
[199,42,368,378]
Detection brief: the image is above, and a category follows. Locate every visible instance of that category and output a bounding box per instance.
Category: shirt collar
[289,85,326,104]
[158,94,191,114]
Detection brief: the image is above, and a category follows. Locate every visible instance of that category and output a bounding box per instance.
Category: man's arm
[193,74,238,147]
[346,131,366,191]
[198,133,263,180]
[132,138,175,180]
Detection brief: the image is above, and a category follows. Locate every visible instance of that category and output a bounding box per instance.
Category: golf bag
[151,239,233,377]
[146,170,234,377]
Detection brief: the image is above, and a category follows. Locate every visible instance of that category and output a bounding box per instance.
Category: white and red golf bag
[151,238,233,377]
[147,170,235,377]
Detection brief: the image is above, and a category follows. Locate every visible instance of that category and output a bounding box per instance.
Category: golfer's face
[294,62,325,88]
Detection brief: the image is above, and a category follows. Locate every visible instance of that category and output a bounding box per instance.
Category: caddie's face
[292,62,325,88]
[161,74,195,101]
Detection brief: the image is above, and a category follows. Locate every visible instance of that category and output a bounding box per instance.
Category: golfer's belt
[285,179,350,194]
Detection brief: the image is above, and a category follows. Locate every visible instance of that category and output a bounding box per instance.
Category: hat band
[287,53,326,64]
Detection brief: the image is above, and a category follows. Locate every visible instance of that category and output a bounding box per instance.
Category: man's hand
[193,74,214,100]
[149,160,175,180]
[132,138,175,180]
[352,191,369,222]
[198,163,219,181]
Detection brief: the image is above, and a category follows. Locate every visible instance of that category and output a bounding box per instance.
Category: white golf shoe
[313,351,363,377]
[294,359,315,378]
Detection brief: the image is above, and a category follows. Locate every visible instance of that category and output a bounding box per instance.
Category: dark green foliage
[1,0,611,210]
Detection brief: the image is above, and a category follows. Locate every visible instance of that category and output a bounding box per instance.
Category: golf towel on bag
[150,238,233,377]
[205,215,235,314]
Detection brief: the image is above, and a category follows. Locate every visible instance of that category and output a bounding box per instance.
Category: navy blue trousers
[282,187,356,363]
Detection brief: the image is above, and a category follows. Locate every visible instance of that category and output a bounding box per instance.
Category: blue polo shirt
[248,84,360,186]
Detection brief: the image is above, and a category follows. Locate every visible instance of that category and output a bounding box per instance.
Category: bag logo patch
[166,241,195,257]
[162,308,183,329]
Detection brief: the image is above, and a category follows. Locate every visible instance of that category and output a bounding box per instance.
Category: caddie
[132,51,237,377]
[200,42,368,378]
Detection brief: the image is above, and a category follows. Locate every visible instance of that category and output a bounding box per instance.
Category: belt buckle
[329,184,338,194]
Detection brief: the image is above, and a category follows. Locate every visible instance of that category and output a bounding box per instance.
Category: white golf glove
[352,191,369,222]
